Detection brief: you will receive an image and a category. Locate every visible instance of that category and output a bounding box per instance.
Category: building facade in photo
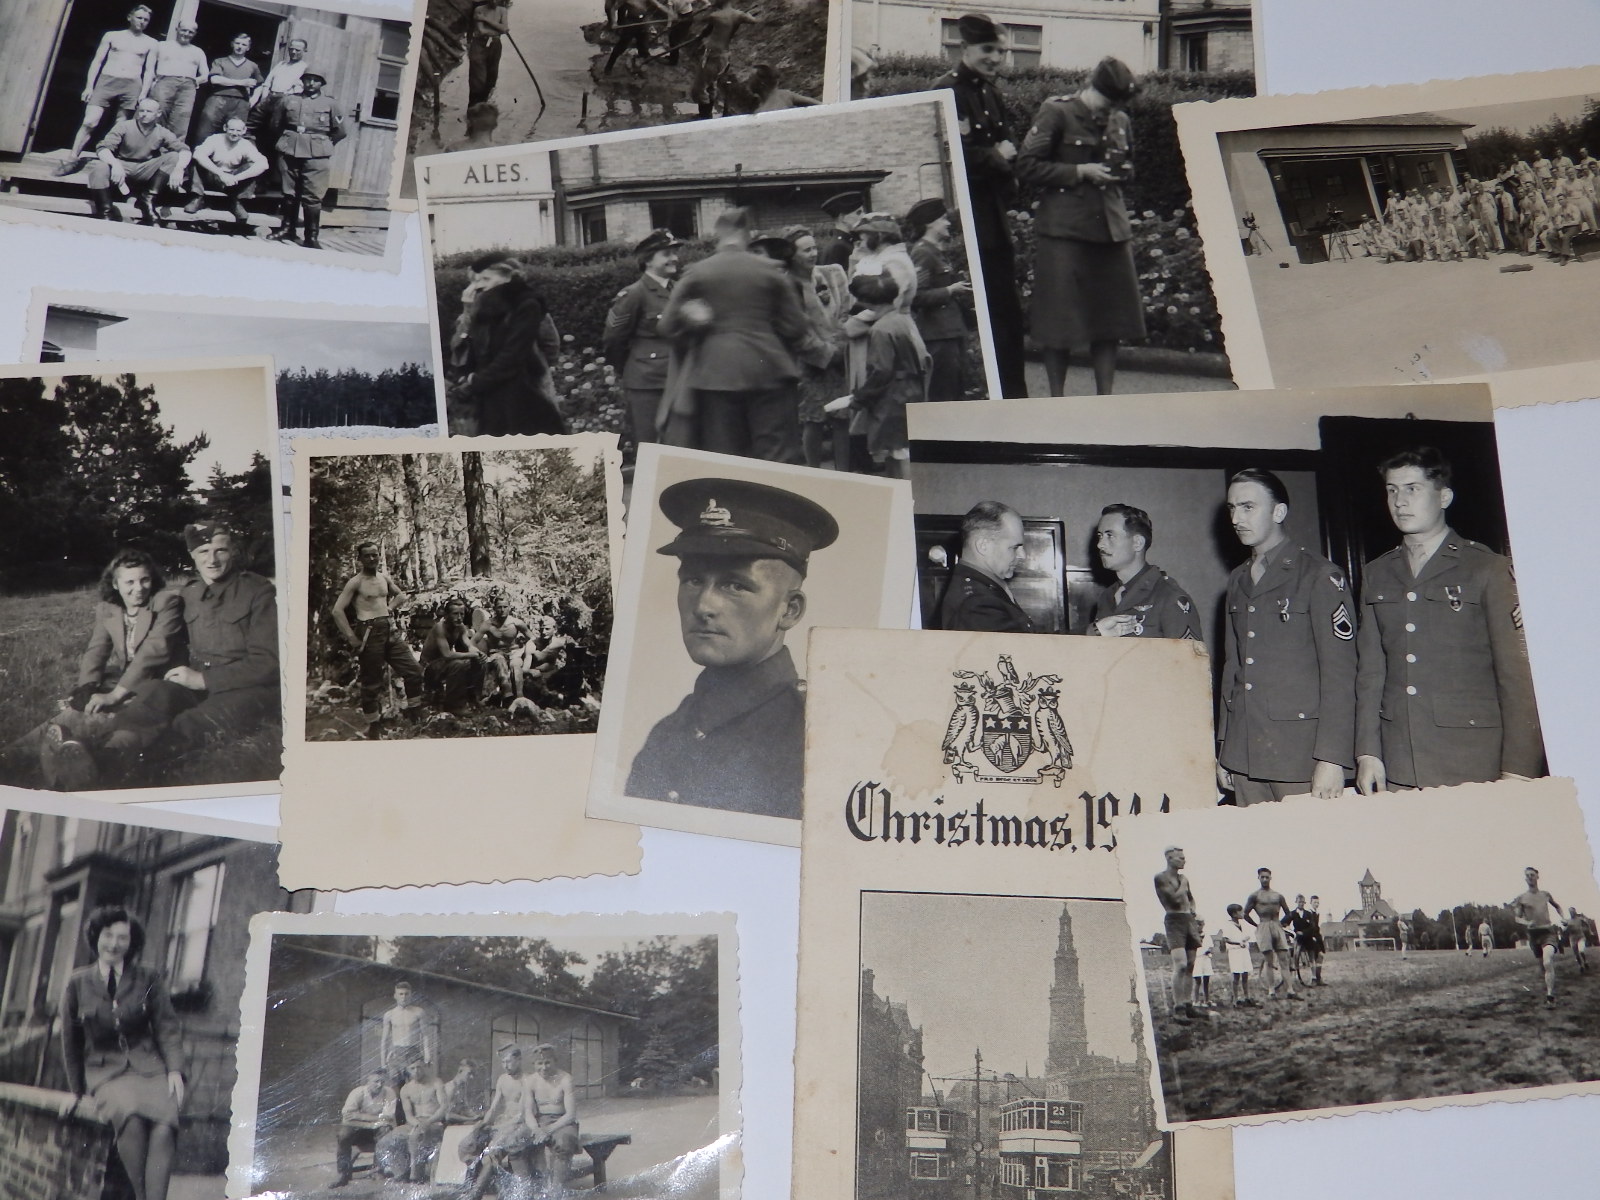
[422,148,559,257]
[0,810,305,1173]
[39,304,127,362]
[1221,114,1472,263]
[856,967,926,1200]
[1323,867,1404,944]
[1159,0,1253,73]
[854,0,1163,74]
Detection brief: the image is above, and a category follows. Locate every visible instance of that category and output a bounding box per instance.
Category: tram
[905,1103,968,1198]
[996,1097,1085,1197]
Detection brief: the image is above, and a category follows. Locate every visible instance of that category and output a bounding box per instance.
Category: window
[648,199,699,241]
[570,1018,605,1094]
[1003,1161,1028,1187]
[910,1153,951,1180]
[1417,161,1439,185]
[906,1108,918,1131]
[368,20,410,123]
[3,917,43,1018]
[578,209,608,246]
[490,1011,541,1072]
[1182,32,1208,72]
[55,817,79,867]
[1035,1155,1079,1190]
[939,21,1043,71]
[165,862,226,991]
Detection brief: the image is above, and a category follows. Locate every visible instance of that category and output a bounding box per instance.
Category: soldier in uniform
[602,229,682,447]
[270,69,346,250]
[1216,468,1356,806]
[817,190,865,269]
[931,14,1026,397]
[100,522,279,781]
[1354,447,1544,793]
[905,197,972,403]
[626,478,837,820]
[938,500,1033,633]
[1084,504,1202,641]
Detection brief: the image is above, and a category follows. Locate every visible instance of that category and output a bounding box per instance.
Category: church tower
[1359,868,1382,917]
[1045,903,1090,1086]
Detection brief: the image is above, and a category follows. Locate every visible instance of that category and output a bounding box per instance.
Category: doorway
[34,0,181,154]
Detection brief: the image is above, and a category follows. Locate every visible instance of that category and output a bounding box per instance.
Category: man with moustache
[603,229,683,446]
[1083,503,1202,640]
[1354,447,1543,792]
[626,478,839,819]
[143,20,209,141]
[939,500,1033,632]
[931,13,1026,396]
[1216,468,1356,806]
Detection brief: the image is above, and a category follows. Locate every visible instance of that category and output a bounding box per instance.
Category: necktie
[107,968,117,1000]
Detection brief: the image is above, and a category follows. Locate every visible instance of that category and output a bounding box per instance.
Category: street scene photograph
[1119,780,1600,1127]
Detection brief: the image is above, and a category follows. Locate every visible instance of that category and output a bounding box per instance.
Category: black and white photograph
[586,443,915,847]
[1179,66,1600,404]
[416,92,998,463]
[227,911,739,1199]
[0,0,417,263]
[908,384,1547,803]
[1117,779,1600,1128]
[858,892,1172,1200]
[851,0,1255,398]
[0,790,314,1200]
[300,440,614,740]
[0,359,285,801]
[26,292,442,434]
[405,0,835,193]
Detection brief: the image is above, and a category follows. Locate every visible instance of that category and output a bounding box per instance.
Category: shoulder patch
[1176,595,1192,613]
[1331,602,1354,641]
[1330,572,1346,591]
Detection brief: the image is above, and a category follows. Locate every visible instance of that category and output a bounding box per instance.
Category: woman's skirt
[94,1069,180,1133]
[1030,236,1147,349]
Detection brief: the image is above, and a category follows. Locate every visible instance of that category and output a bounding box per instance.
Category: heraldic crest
[941,654,1074,786]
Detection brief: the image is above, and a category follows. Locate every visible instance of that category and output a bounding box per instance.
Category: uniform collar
[689,644,799,733]
[192,569,244,601]
[952,61,994,89]
[1401,524,1452,576]
[643,271,673,290]
[1118,561,1161,598]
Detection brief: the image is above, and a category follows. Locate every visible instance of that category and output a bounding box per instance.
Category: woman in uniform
[905,197,972,403]
[1016,56,1144,396]
[62,906,185,1200]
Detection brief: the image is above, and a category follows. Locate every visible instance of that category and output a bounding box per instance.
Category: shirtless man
[1154,845,1202,1021]
[523,1043,582,1191]
[391,1058,452,1183]
[688,0,760,118]
[380,980,436,1071]
[1567,907,1592,972]
[463,1045,535,1199]
[331,541,425,732]
[476,593,530,702]
[1512,868,1566,1005]
[60,5,160,168]
[1243,867,1301,1001]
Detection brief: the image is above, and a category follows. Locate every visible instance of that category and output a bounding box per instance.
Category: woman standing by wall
[1016,57,1145,396]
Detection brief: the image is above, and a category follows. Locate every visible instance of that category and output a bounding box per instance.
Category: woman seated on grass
[2,548,185,790]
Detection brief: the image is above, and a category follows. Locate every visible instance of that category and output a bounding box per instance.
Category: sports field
[1149,946,1600,1122]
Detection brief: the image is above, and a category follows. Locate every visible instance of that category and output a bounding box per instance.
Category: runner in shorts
[1243,867,1301,1002]
[1154,845,1202,1021]
[1568,908,1593,972]
[1512,867,1566,1006]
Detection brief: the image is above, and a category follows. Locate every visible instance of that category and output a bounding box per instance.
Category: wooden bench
[432,1126,631,1191]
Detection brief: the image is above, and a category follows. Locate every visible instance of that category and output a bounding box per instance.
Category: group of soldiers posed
[56,4,346,247]
[449,192,972,469]
[938,446,1545,805]
[1355,149,1600,266]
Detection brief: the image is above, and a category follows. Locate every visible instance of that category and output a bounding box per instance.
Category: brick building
[1159,0,1254,74]
[255,941,632,1157]
[0,806,306,1173]
[856,967,926,1200]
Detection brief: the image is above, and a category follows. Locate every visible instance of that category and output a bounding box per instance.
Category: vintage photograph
[277,432,639,893]
[406,0,835,192]
[0,360,285,801]
[228,911,739,1199]
[417,92,999,462]
[585,444,916,847]
[1117,779,1600,1127]
[859,893,1173,1200]
[301,440,614,740]
[26,291,441,434]
[0,0,417,262]
[791,626,1235,1200]
[1179,66,1600,404]
[0,790,314,1200]
[851,0,1255,397]
[907,384,1547,803]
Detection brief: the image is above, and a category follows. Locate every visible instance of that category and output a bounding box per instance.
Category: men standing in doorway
[931,14,1026,396]
[143,20,209,142]
[1216,468,1356,805]
[1084,504,1203,641]
[59,5,160,171]
[1354,447,1544,792]
[271,70,346,249]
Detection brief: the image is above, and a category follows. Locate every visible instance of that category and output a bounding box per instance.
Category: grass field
[1149,947,1600,1122]
[0,586,281,791]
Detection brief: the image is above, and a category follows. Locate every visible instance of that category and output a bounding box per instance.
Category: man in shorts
[462,1045,535,1198]
[1568,907,1593,971]
[60,5,160,169]
[1512,867,1566,1006]
[523,1043,583,1191]
[1479,917,1494,957]
[1243,867,1302,1001]
[380,980,436,1072]
[1154,845,1202,1021]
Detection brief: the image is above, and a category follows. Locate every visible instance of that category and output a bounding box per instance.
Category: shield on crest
[980,711,1033,773]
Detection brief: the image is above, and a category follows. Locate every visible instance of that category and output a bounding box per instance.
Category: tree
[388,936,589,1002]
[203,452,275,573]
[587,936,719,1084]
[462,451,491,578]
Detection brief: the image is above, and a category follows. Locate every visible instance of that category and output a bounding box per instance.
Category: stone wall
[0,1082,111,1200]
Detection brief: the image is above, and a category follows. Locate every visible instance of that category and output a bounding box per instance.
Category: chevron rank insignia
[1512,603,1523,630]
[1331,603,1354,641]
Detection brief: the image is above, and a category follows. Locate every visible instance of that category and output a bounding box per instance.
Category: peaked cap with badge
[656,477,840,576]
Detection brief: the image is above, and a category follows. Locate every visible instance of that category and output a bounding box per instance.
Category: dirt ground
[1151,947,1600,1122]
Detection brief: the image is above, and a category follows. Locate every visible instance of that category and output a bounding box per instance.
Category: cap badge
[699,499,733,528]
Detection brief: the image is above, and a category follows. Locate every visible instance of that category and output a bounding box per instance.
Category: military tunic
[1355,530,1544,788]
[1086,562,1202,641]
[1218,544,1357,785]
[938,561,1035,633]
[275,92,346,204]
[932,62,1026,396]
[602,272,674,444]
[626,645,805,819]
[908,239,967,403]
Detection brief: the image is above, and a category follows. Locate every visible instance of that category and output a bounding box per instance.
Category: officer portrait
[588,445,916,847]
[906,382,1546,803]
